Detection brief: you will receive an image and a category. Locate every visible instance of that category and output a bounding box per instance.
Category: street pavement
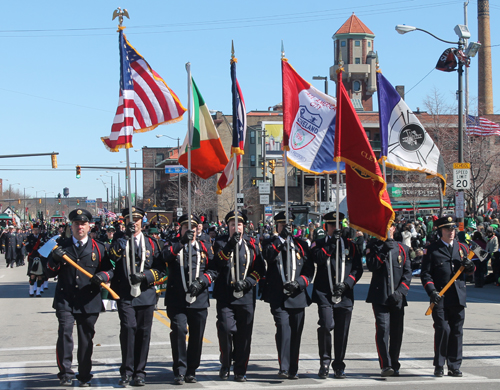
[1,254,500,389]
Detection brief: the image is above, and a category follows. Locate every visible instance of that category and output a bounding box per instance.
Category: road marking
[154,309,212,344]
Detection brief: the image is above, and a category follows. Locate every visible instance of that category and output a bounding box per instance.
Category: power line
[405,67,436,96]
[0,1,463,38]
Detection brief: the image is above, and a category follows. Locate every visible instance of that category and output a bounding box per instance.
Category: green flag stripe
[191,77,203,150]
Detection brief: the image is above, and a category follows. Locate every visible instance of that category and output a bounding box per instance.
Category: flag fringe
[133,115,184,135]
[100,137,133,152]
[340,156,395,240]
[286,155,345,175]
[377,157,447,195]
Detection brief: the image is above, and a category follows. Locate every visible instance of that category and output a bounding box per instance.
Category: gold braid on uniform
[149,269,159,283]
[218,250,230,261]
[250,271,261,282]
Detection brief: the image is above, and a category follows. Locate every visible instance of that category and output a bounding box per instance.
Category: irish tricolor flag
[179,77,229,179]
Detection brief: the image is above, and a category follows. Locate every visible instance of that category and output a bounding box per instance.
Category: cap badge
[77,210,82,215]
[448,217,452,222]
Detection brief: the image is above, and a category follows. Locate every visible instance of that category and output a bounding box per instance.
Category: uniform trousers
[431,305,465,370]
[166,306,208,376]
[317,304,353,370]
[372,303,405,370]
[55,310,98,382]
[117,301,155,379]
[270,305,305,375]
[216,302,255,375]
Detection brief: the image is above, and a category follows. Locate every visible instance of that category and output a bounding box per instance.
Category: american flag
[466,115,500,136]
[102,29,186,152]
[103,208,117,220]
[216,55,246,194]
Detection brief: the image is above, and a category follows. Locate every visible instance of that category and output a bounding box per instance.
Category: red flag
[334,70,394,240]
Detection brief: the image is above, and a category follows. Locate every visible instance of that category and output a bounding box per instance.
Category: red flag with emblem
[334,70,394,240]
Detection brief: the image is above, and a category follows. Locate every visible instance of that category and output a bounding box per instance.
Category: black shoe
[334,369,346,379]
[118,375,132,387]
[318,364,329,379]
[133,377,146,386]
[59,377,73,386]
[288,373,299,380]
[278,370,289,378]
[448,369,463,377]
[381,367,395,377]
[219,366,229,380]
[174,375,185,385]
[393,370,400,377]
[234,375,246,382]
[434,366,444,377]
[185,375,197,383]
[29,293,34,297]
[79,381,91,387]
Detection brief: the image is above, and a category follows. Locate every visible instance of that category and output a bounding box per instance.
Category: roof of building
[335,13,374,36]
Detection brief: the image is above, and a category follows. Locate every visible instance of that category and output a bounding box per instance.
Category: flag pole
[126,147,139,296]
[281,41,291,283]
[378,56,395,294]
[186,62,193,290]
[231,42,241,298]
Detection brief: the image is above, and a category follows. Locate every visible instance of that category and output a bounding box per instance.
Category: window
[341,41,346,47]
[155,153,164,164]
[368,41,371,48]
[355,41,360,47]
[355,58,361,64]
[250,131,255,144]
[353,80,361,92]
[250,155,256,166]
[365,130,371,139]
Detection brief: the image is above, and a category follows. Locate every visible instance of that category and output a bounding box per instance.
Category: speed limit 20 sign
[453,162,470,190]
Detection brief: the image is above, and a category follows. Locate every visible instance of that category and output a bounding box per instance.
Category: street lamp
[44,191,55,223]
[97,178,110,210]
[100,174,114,210]
[106,171,121,212]
[395,23,481,229]
[156,134,182,211]
[23,186,34,225]
[312,76,328,95]
[8,182,20,209]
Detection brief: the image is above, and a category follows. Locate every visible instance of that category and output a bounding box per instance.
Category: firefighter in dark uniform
[46,209,111,387]
[421,215,475,377]
[212,211,265,382]
[365,223,412,376]
[2,225,23,268]
[162,214,217,385]
[261,211,314,379]
[311,212,363,379]
[107,207,165,387]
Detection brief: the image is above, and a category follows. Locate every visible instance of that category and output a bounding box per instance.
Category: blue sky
[0,0,497,204]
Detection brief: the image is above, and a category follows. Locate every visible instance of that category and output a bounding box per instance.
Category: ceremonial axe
[39,236,120,300]
[425,241,486,316]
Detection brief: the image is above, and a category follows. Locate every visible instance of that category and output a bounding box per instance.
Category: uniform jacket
[365,240,412,307]
[213,234,265,306]
[2,232,23,260]
[261,235,313,309]
[311,236,363,308]
[46,236,110,314]
[421,239,469,308]
[163,236,216,309]
[107,233,165,306]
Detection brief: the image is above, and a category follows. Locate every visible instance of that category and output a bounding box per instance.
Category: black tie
[448,243,453,257]
[77,240,83,247]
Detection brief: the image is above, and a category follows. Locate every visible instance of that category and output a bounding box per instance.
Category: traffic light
[76,165,81,179]
[58,199,61,205]
[58,193,61,205]
[261,160,267,177]
[268,159,276,175]
[51,154,58,169]
[18,199,21,204]
[252,179,256,186]
[39,198,42,204]
[77,199,80,206]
